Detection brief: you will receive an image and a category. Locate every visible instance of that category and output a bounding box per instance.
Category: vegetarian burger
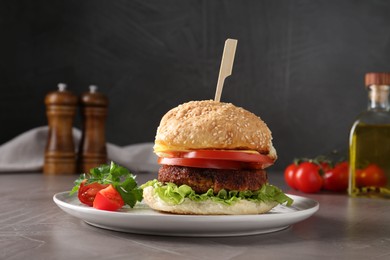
[142,100,292,215]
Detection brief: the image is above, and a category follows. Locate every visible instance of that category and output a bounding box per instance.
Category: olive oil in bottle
[349,73,390,198]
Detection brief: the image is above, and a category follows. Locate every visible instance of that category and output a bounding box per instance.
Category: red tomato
[356,164,387,188]
[168,150,274,164]
[157,157,264,170]
[161,150,274,169]
[323,161,349,192]
[294,162,323,193]
[93,185,124,211]
[284,163,298,189]
[78,181,109,206]
[319,162,332,173]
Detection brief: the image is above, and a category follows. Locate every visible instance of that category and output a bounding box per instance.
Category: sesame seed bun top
[154,100,277,160]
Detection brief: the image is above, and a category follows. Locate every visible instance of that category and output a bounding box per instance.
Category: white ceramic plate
[53,192,319,237]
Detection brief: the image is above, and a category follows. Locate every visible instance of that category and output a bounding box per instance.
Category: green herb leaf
[114,177,143,208]
[69,174,87,195]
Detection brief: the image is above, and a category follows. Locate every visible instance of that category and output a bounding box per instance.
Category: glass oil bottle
[349,72,390,198]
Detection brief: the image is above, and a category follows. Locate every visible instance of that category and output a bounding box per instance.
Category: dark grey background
[1,0,390,170]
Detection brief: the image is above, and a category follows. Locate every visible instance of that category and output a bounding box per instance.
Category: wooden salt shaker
[78,85,108,173]
[44,83,78,175]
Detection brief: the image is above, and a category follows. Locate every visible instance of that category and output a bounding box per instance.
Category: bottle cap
[80,85,108,107]
[365,72,390,86]
[45,83,78,106]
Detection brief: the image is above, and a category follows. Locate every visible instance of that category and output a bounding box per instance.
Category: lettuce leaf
[141,180,293,206]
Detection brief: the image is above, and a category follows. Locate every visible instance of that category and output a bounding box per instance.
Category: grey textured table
[1,172,389,260]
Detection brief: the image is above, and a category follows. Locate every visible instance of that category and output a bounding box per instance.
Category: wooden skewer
[214,38,238,102]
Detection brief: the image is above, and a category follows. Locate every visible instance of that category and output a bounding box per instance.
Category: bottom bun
[143,186,278,215]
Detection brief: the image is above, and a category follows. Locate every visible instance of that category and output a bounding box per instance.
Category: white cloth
[0,126,158,173]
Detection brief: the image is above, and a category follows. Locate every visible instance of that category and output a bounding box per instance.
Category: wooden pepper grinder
[44,83,78,175]
[78,85,108,173]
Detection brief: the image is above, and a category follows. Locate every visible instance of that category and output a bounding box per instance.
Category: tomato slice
[157,157,265,170]
[162,150,273,163]
[78,181,109,206]
[93,185,125,211]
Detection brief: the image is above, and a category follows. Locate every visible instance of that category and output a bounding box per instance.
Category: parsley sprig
[70,161,143,208]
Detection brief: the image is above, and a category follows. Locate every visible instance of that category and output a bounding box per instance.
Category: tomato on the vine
[294,162,323,193]
[282,155,383,193]
[323,161,349,192]
[284,163,298,189]
[319,161,332,173]
[356,164,387,188]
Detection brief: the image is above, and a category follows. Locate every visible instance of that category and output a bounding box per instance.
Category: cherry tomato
[284,163,298,189]
[356,164,387,188]
[323,161,349,192]
[93,185,125,211]
[319,162,332,173]
[294,162,323,193]
[157,157,265,170]
[78,181,109,206]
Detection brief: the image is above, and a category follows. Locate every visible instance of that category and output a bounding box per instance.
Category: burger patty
[158,165,268,194]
